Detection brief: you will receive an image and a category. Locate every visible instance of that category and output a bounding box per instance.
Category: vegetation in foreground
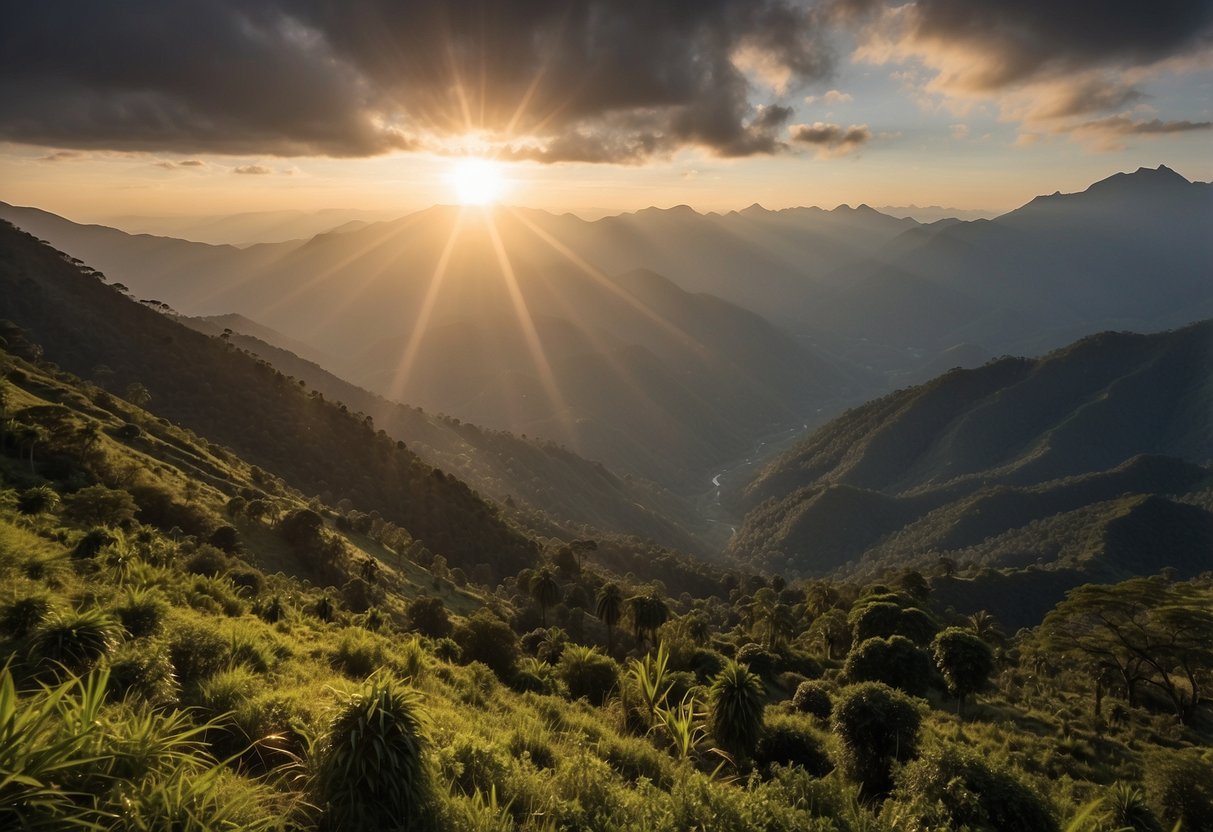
[1,344,1211,831]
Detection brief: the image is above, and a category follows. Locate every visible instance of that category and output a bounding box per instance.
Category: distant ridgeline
[731,321,1213,629]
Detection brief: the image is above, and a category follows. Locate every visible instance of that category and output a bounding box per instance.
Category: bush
[777,651,823,680]
[453,609,519,680]
[598,733,671,786]
[207,525,241,553]
[689,647,726,681]
[29,608,120,675]
[113,587,169,637]
[932,627,995,710]
[0,592,54,638]
[432,637,461,663]
[736,642,777,678]
[72,528,117,560]
[1143,748,1213,831]
[184,545,230,577]
[107,641,178,704]
[708,660,765,761]
[168,620,229,688]
[791,681,832,720]
[557,644,618,705]
[314,676,435,831]
[406,596,453,638]
[831,682,921,797]
[844,635,932,696]
[62,485,137,527]
[331,628,390,678]
[754,715,833,778]
[892,745,1057,832]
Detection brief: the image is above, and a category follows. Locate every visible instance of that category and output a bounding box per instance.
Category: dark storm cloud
[845,0,1213,125]
[0,0,836,162]
[884,0,1213,92]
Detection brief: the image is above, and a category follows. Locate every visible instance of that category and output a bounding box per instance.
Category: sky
[1,0,1210,223]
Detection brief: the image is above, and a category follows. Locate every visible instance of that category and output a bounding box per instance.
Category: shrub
[432,637,461,663]
[844,635,932,696]
[892,745,1057,832]
[72,528,118,560]
[831,682,921,797]
[184,545,230,578]
[689,647,726,681]
[736,642,777,678]
[598,733,672,786]
[1104,781,1163,832]
[557,644,618,705]
[29,608,120,675]
[167,620,229,688]
[1143,748,1213,831]
[791,681,832,720]
[0,592,54,638]
[754,715,833,778]
[708,660,765,761]
[207,525,241,554]
[107,641,178,704]
[62,485,138,527]
[314,676,435,831]
[331,627,390,678]
[507,725,557,770]
[406,596,453,638]
[453,609,519,679]
[114,587,169,637]
[777,651,823,679]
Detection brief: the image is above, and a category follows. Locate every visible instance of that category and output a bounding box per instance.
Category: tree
[596,583,623,653]
[1041,578,1213,723]
[626,593,669,649]
[62,485,137,527]
[832,682,922,798]
[529,568,560,627]
[569,538,597,570]
[967,610,1003,644]
[746,588,798,649]
[453,609,519,679]
[845,635,933,697]
[932,627,995,714]
[937,556,958,578]
[708,660,765,762]
[805,608,850,660]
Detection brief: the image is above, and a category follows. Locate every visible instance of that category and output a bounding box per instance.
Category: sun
[450,158,508,205]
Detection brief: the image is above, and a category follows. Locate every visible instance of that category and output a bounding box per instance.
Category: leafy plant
[708,659,764,762]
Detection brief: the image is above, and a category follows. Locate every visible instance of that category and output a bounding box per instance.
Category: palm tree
[708,660,765,761]
[596,583,623,653]
[530,568,560,627]
[627,593,669,649]
[968,610,1002,644]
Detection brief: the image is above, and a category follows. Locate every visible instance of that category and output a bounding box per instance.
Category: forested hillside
[730,323,1213,626]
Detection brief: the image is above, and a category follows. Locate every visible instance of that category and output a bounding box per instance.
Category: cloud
[233,164,273,175]
[153,158,207,170]
[790,122,871,156]
[0,0,840,163]
[846,0,1213,136]
[949,123,969,140]
[36,150,84,162]
[804,89,853,105]
[1069,115,1213,150]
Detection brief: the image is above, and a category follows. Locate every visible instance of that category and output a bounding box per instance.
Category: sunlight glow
[451,158,508,205]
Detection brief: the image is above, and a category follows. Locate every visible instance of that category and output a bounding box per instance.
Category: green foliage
[113,587,169,638]
[558,644,619,706]
[454,609,520,680]
[167,620,229,688]
[313,675,435,831]
[844,635,933,696]
[1102,782,1163,832]
[754,714,833,778]
[932,626,995,709]
[708,659,765,761]
[107,641,178,704]
[892,745,1058,832]
[0,592,54,638]
[29,608,119,676]
[407,595,452,638]
[62,485,137,528]
[331,627,390,678]
[831,682,921,797]
[1142,748,1213,831]
[791,680,832,720]
[17,485,60,516]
